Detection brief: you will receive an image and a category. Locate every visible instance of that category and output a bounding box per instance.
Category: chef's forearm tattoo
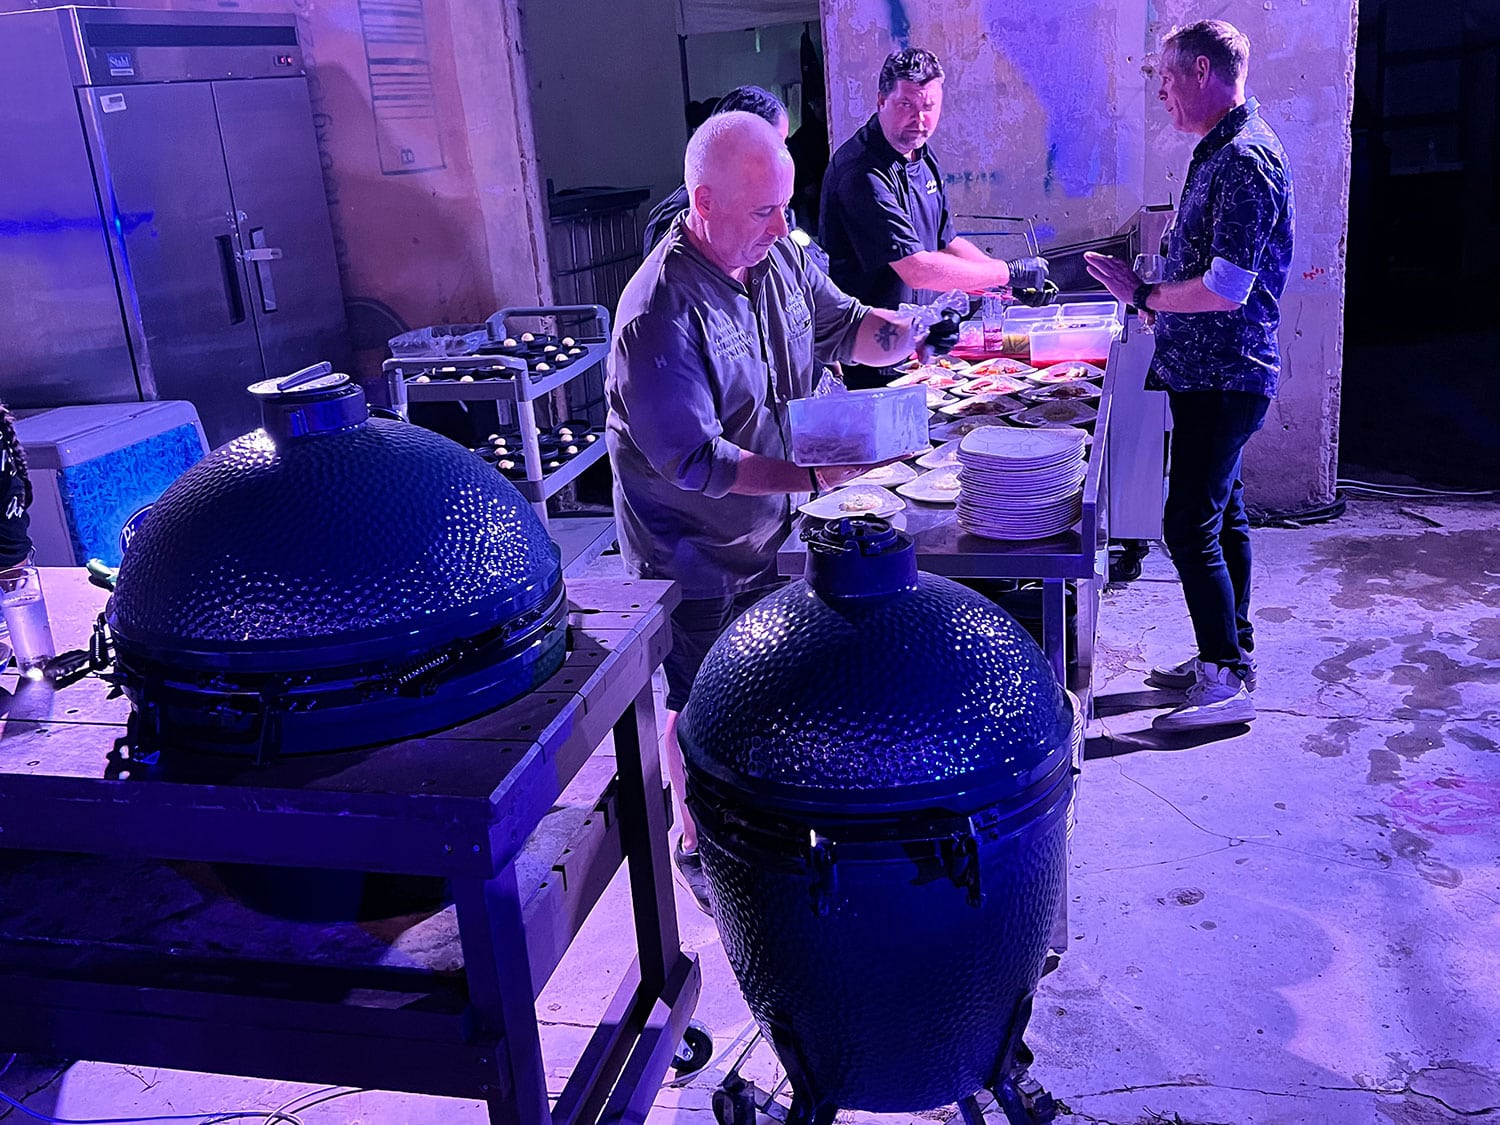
[874,321,899,351]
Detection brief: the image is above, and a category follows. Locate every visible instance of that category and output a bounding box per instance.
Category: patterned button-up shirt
[1150,98,1295,397]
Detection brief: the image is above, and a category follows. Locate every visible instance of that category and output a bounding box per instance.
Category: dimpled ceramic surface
[700,799,1068,1111]
[681,575,1072,804]
[109,419,560,663]
[680,572,1073,1112]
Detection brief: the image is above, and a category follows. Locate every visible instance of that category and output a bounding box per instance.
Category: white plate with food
[928,414,1014,442]
[916,438,962,469]
[967,356,1037,378]
[889,365,967,389]
[844,461,919,488]
[958,374,1033,396]
[798,486,907,520]
[937,392,1029,419]
[1021,381,1102,403]
[1011,400,1098,427]
[1029,361,1105,384]
[897,466,963,504]
[897,354,973,375]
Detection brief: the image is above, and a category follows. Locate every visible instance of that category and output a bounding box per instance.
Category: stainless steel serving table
[0,568,697,1125]
[778,330,1135,715]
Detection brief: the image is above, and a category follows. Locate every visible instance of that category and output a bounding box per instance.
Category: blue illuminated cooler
[15,401,208,567]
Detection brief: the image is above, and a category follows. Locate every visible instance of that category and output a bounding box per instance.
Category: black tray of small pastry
[473,331,590,376]
[471,418,600,479]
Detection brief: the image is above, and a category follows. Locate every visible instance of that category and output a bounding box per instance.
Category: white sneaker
[1152,662,1255,731]
[1148,654,1257,692]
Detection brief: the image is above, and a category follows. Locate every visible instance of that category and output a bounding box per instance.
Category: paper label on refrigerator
[100,93,127,113]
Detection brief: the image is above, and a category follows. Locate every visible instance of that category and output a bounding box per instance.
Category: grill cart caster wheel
[712,1076,759,1125]
[673,1020,714,1076]
[994,1071,1059,1125]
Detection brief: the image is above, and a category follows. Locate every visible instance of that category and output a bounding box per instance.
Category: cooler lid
[14,401,207,470]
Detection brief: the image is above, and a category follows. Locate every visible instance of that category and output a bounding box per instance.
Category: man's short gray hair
[1162,20,1250,86]
[878,48,944,98]
[684,111,786,197]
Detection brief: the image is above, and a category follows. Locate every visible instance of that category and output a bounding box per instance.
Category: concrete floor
[3,496,1497,1125]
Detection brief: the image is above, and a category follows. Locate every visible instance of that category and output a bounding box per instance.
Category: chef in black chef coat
[0,404,32,568]
[821,47,1049,388]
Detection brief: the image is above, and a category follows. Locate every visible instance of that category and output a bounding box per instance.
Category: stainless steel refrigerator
[0,6,350,446]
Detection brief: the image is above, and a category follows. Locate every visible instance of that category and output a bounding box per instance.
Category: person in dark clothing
[642,86,790,259]
[0,403,33,568]
[821,48,1049,388]
[1085,20,1294,732]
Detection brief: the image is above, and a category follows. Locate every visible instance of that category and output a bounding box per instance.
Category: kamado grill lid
[679,517,1072,815]
[107,365,563,674]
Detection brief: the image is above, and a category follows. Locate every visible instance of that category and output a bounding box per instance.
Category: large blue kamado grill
[104,367,566,763]
[679,517,1072,1125]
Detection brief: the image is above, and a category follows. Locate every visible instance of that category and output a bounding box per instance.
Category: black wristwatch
[1131,282,1156,312]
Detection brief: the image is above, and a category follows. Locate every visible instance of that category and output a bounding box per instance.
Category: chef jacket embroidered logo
[925,178,939,194]
[784,287,811,339]
[703,308,755,363]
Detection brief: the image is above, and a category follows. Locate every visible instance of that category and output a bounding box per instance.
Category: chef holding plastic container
[606,111,958,915]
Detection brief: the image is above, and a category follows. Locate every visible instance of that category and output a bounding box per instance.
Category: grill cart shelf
[385,304,612,523]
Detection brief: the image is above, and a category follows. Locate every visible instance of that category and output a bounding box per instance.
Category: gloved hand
[1005,255,1050,292]
[922,308,963,356]
[1012,279,1060,309]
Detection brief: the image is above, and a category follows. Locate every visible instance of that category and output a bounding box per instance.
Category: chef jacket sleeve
[609,312,742,499]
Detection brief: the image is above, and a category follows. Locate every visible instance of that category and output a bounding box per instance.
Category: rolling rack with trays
[383,304,613,527]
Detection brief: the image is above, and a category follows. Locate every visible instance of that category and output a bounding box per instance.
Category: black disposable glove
[923,308,963,356]
[1012,279,1060,309]
[1005,255,1050,292]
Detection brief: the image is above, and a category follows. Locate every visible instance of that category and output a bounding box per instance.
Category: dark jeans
[663,585,781,711]
[1163,390,1271,675]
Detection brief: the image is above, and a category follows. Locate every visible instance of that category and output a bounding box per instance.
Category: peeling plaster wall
[821,0,1354,511]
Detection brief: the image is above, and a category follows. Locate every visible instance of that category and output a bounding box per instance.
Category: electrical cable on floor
[252,1090,360,1123]
[1337,477,1497,498]
[0,1091,301,1125]
[0,1056,316,1125]
[1249,493,1347,528]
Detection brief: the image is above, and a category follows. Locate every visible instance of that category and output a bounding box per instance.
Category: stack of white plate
[956,426,1088,540]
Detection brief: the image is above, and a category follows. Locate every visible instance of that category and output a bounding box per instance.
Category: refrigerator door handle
[214,235,247,325]
[246,227,281,312]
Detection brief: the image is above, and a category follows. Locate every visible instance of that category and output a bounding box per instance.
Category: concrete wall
[821,0,1355,513]
[519,0,687,209]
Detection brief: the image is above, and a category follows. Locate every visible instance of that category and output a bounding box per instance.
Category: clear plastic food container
[788,385,929,467]
[1028,321,1123,365]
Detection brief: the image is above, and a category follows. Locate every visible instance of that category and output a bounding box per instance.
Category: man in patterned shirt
[1086,20,1294,731]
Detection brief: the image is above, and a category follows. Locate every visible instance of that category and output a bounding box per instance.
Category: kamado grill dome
[679,517,1073,1124]
[105,366,567,761]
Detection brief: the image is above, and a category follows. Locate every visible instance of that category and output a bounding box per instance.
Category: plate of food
[916,438,962,469]
[1011,400,1098,427]
[925,385,958,408]
[1021,381,1102,403]
[937,392,1028,418]
[896,355,972,376]
[844,461,919,488]
[929,414,1014,442]
[958,374,1033,396]
[967,356,1037,378]
[798,486,907,520]
[1029,361,1105,384]
[890,365,967,389]
[897,466,963,504]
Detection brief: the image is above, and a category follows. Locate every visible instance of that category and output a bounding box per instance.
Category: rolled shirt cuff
[1203,256,1257,306]
[677,437,743,499]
